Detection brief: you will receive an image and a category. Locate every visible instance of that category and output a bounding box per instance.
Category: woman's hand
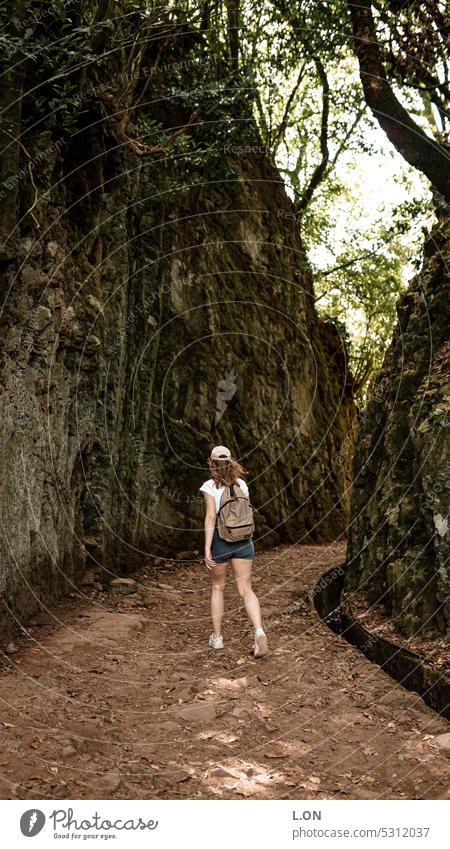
[204,549,217,570]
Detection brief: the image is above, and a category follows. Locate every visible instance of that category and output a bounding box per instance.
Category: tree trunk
[0,2,27,258]
[226,0,240,71]
[348,0,450,201]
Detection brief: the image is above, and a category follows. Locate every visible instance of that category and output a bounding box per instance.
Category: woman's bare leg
[231,558,263,630]
[211,562,227,636]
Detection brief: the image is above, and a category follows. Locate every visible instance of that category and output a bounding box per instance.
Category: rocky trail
[0,542,449,801]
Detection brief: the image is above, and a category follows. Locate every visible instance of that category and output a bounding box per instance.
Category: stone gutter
[313,564,450,721]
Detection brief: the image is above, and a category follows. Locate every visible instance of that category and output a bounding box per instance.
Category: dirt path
[0,542,449,800]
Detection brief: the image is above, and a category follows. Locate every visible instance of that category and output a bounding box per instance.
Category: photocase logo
[19,806,158,838]
[20,809,46,837]
[215,368,237,426]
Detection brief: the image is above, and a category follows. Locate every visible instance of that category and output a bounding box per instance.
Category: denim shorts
[210,527,254,564]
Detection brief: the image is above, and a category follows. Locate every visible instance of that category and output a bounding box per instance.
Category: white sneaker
[209,633,224,650]
[253,630,268,658]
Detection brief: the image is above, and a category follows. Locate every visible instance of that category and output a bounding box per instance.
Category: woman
[199,445,268,658]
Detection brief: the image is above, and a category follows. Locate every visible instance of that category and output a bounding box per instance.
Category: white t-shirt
[199,477,249,515]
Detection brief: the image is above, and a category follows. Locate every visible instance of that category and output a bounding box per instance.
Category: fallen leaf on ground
[4,781,20,796]
[264,745,289,759]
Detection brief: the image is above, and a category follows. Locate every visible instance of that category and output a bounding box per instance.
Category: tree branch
[1,127,40,228]
[316,250,379,284]
[296,55,330,214]
[272,62,307,155]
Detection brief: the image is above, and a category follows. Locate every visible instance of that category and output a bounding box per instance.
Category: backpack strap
[216,482,241,520]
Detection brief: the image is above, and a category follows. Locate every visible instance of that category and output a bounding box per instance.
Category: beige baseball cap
[210,445,231,459]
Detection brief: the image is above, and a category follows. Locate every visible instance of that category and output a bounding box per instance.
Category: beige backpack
[216,482,255,542]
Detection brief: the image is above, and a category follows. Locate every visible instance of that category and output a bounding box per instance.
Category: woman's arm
[202,492,217,569]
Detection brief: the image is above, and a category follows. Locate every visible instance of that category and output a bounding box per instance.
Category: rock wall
[345,217,450,637]
[0,51,355,643]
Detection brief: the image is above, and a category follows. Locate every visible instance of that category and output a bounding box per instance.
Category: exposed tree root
[97,92,198,156]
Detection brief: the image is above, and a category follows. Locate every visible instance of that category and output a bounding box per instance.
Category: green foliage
[237,0,436,398]
[312,196,432,398]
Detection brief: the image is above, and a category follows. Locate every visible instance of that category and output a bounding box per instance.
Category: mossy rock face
[0,53,355,642]
[345,222,450,637]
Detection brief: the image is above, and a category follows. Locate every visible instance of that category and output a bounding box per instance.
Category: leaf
[264,743,289,759]
[4,781,19,796]
[299,775,321,790]
[30,739,42,749]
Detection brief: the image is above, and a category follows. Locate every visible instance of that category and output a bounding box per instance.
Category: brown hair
[208,456,248,488]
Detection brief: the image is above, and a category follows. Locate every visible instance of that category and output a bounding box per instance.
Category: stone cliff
[0,41,355,643]
[345,215,450,637]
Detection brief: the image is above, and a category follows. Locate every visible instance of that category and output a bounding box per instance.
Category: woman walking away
[200,445,268,658]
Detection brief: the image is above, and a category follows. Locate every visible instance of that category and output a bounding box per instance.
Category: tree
[348,0,450,201]
[240,0,433,394]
